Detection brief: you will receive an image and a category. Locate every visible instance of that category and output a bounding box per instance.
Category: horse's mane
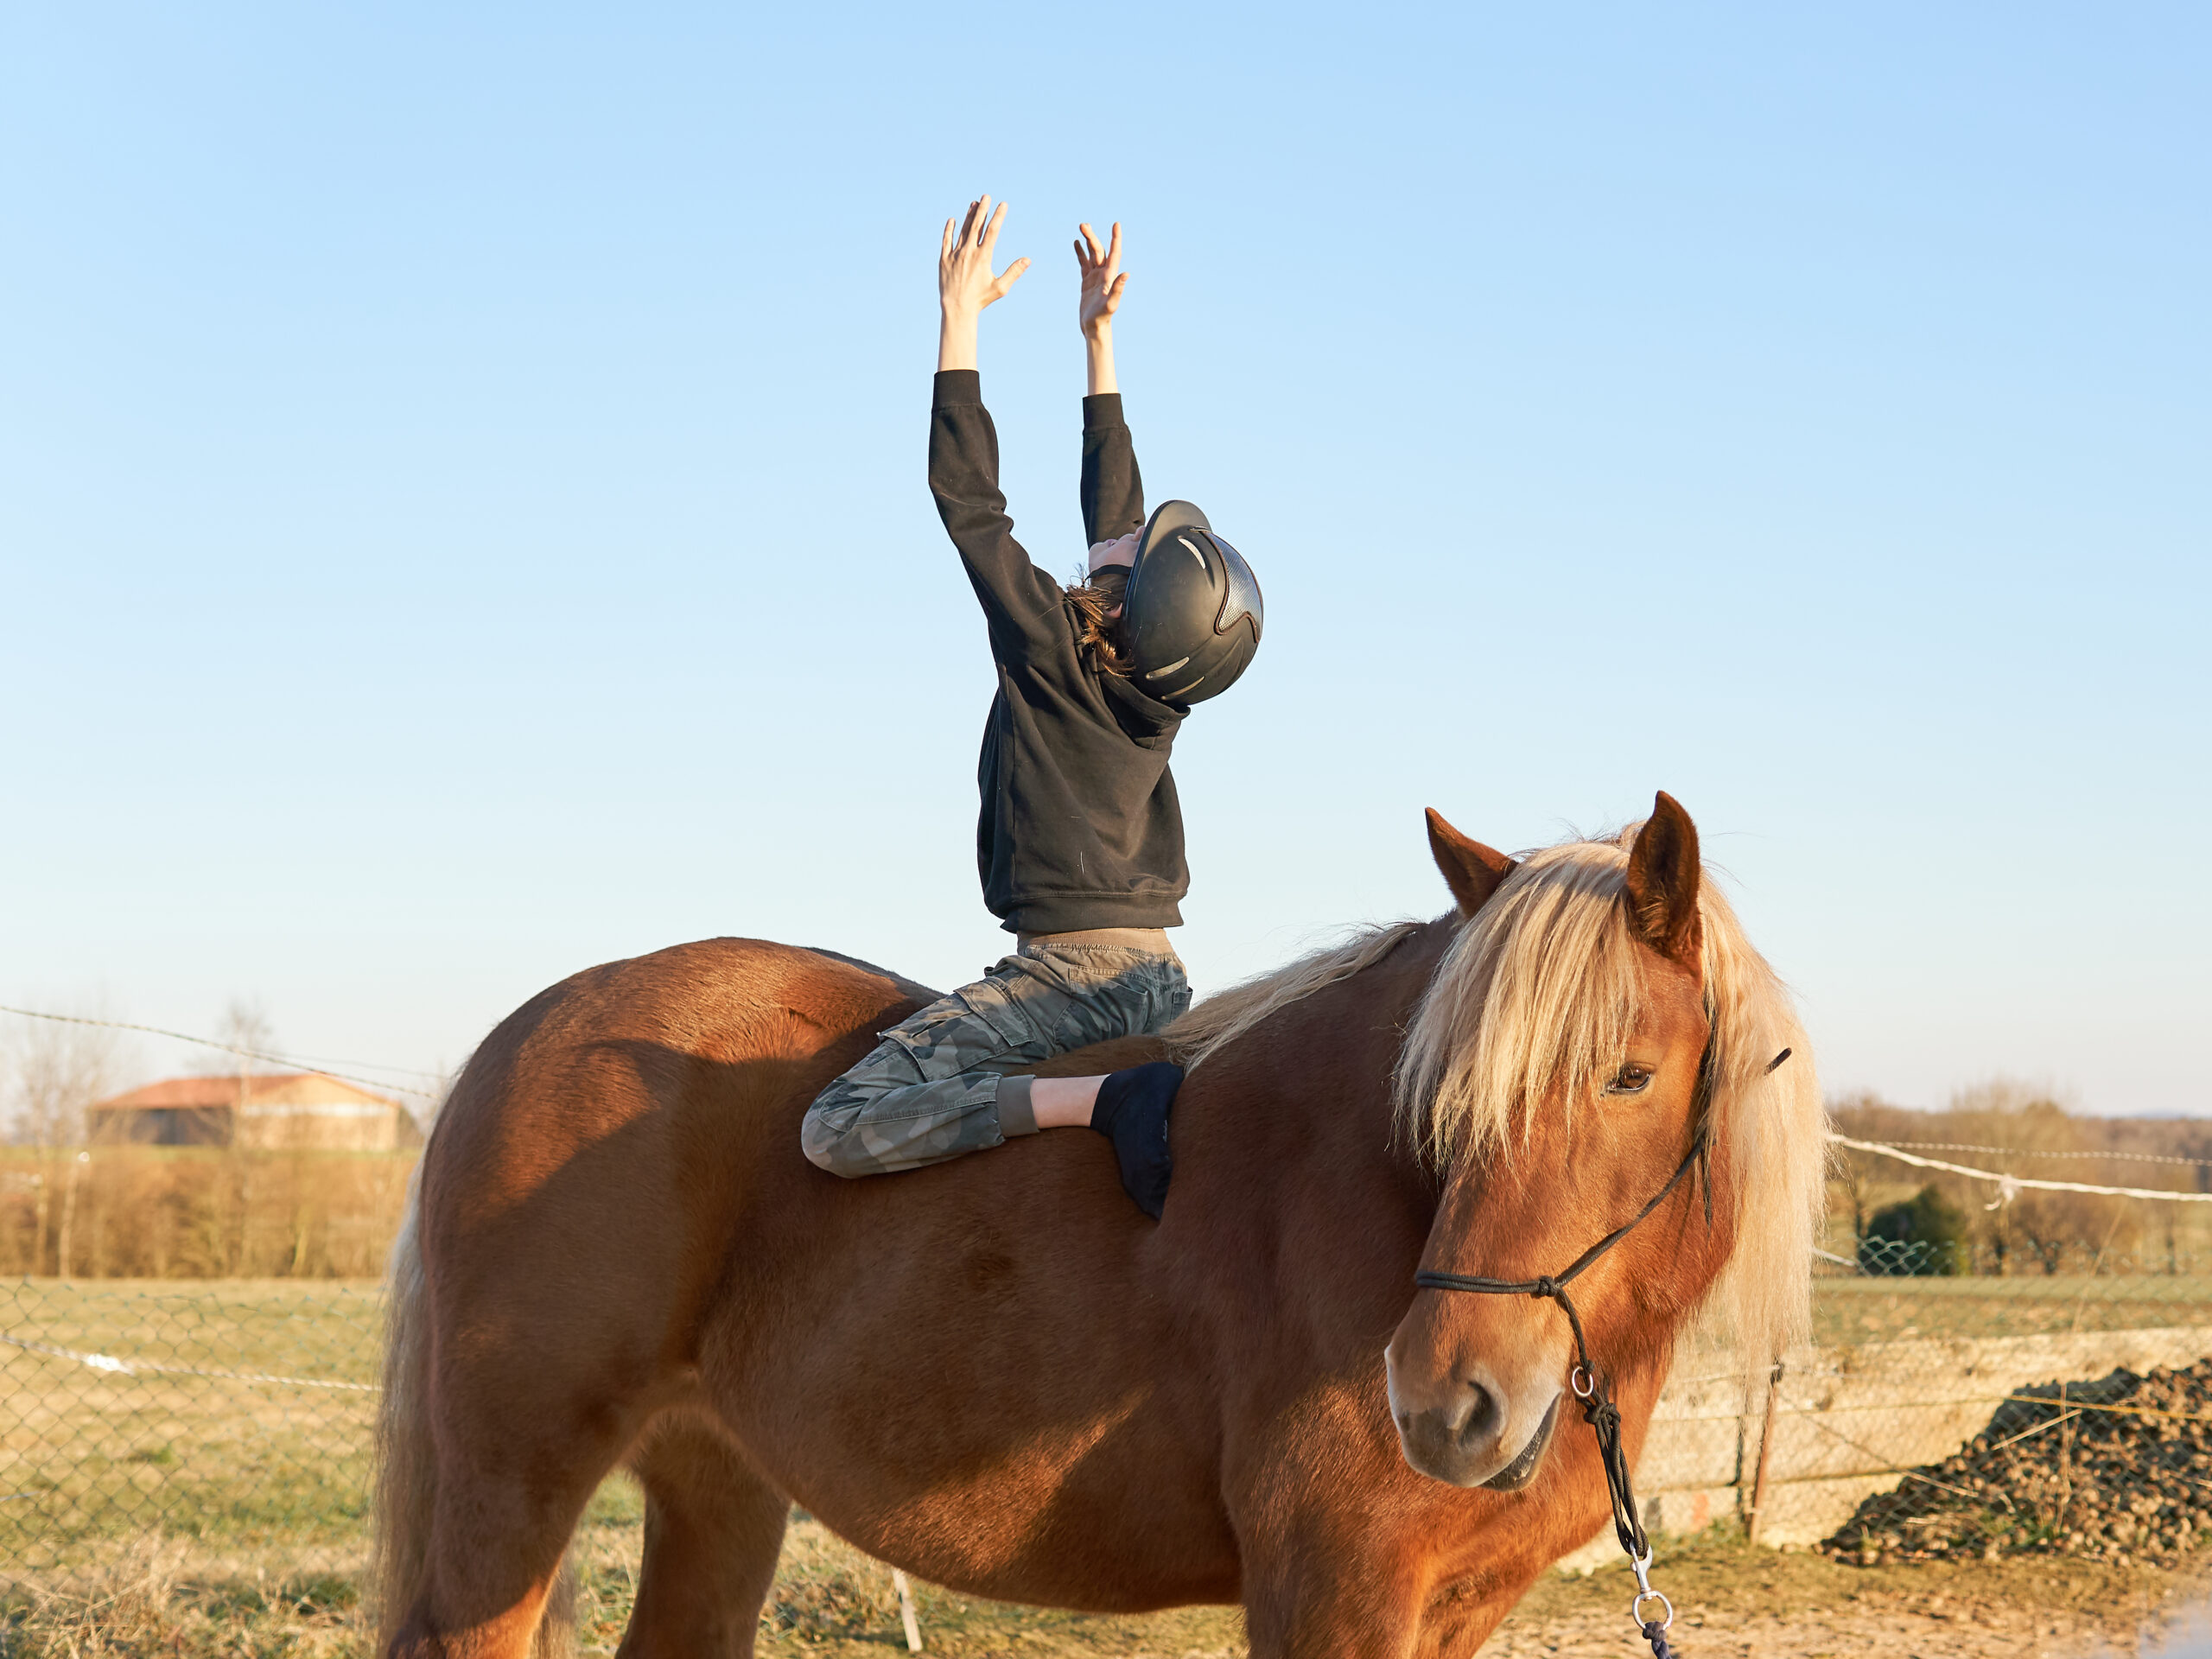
[1162,820,1826,1377]
[1164,921,1425,1072]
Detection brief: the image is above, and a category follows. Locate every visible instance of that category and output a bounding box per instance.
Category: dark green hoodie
[927,370,1188,934]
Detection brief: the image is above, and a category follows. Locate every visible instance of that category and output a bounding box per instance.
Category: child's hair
[1065,575,1131,677]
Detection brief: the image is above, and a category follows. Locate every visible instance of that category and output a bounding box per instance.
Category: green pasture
[0,1277,642,1574]
[1810,1273,2212,1348]
[12,1270,2212,1575]
[1,1278,385,1564]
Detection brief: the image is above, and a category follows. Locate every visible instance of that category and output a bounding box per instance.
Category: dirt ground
[6,1523,2207,1656]
[729,1524,2212,1659]
[1489,1535,2206,1658]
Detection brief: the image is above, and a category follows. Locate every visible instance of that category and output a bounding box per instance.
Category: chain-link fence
[1810,1238,2212,1567]
[11,1243,2212,1581]
[0,1277,382,1576]
[1613,1235,2212,1571]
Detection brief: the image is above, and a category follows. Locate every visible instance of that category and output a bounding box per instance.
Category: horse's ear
[1426,808,1516,918]
[1624,791,1703,965]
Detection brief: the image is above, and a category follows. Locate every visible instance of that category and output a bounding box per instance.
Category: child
[801,198,1262,1219]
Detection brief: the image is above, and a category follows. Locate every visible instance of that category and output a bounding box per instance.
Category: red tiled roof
[92,1072,400,1112]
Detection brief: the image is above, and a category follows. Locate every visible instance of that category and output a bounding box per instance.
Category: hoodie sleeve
[1079,392,1147,548]
[929,371,1066,661]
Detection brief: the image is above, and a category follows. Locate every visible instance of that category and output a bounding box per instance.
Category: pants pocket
[879,999,1008,1080]
[950,975,1046,1052]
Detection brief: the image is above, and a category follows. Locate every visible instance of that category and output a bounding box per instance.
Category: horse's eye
[1605,1064,1655,1095]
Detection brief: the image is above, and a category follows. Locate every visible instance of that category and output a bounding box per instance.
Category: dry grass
[569,1508,1248,1656]
[7,1520,2207,1658]
[1811,1273,2212,1347]
[0,1148,416,1281]
[0,1535,360,1657]
[1,1279,380,1565]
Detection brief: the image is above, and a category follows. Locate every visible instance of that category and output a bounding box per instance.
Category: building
[86,1072,424,1152]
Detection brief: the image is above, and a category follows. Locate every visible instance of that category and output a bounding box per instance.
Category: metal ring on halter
[1571,1364,1594,1399]
[1631,1589,1675,1630]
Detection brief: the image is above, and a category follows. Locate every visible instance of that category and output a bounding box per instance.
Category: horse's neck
[1193,921,1452,1224]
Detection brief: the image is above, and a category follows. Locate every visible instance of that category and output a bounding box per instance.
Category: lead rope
[1411,1046,1791,1659]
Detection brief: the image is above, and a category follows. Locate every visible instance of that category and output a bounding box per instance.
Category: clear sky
[3,5,2205,1117]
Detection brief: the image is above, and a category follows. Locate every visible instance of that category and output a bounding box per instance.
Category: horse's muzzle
[1479,1393,1560,1491]
[1391,1375,1562,1490]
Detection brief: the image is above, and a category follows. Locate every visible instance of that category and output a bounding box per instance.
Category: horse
[372,791,1825,1658]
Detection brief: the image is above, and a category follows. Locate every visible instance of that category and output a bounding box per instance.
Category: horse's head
[1383,792,1776,1491]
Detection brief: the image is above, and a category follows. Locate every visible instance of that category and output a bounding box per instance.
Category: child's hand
[1089,532,1140,573]
[1076,222,1128,340]
[939,197,1029,325]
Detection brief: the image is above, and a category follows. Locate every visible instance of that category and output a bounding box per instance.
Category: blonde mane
[1165,922,1423,1072]
[1164,822,1826,1378]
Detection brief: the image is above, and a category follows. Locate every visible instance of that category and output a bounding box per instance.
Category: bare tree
[191,998,277,1079]
[4,1007,128,1275]
[6,1012,123,1150]
[1949,1077,2139,1272]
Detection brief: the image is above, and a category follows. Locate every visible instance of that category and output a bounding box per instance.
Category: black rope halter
[1411,1045,1792,1659]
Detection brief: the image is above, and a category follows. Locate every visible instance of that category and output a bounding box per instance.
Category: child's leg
[799,943,1188,1180]
[800,974,1041,1177]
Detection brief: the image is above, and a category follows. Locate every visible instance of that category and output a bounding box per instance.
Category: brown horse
[373,792,1824,1658]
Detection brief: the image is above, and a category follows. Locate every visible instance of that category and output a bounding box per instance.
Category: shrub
[1861,1184,1969,1276]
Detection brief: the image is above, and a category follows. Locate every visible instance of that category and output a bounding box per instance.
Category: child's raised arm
[1077,221,1143,551]
[1075,221,1128,396]
[938,196,1029,372]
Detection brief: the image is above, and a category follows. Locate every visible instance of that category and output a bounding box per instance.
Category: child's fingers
[989,256,1031,300]
[1107,221,1122,267]
[1080,222,1105,264]
[1074,235,1090,270]
[1109,271,1129,303]
[961,197,985,247]
[982,199,1007,251]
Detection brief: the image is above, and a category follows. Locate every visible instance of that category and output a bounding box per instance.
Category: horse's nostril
[1453,1378,1498,1446]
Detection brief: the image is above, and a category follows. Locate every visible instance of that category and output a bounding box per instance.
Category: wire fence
[0,1277,381,1576]
[10,1243,2212,1580]
[1803,1237,2212,1568]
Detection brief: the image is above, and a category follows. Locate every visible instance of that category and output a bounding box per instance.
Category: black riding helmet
[1119,500,1263,705]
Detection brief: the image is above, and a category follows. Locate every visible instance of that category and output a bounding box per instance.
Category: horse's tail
[370,1169,435,1650]
[370,1166,579,1656]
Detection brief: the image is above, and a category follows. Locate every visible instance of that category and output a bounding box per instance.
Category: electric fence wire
[0,1005,441,1101]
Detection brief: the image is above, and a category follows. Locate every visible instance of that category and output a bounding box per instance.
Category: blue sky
[3,4,2205,1116]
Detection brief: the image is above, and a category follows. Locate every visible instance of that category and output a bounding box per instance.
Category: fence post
[1745,1359,1784,1548]
[56,1150,88,1279]
[892,1567,924,1652]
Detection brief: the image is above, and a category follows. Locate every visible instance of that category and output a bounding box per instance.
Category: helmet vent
[1145,656,1192,680]
[1176,535,1209,569]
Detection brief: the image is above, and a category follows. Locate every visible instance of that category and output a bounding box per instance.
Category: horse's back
[437,934,930,1148]
[413,938,931,1383]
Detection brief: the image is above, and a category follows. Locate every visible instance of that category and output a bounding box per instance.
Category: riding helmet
[1121,500,1263,705]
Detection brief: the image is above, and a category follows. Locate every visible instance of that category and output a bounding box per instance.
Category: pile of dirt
[1826,1358,2212,1567]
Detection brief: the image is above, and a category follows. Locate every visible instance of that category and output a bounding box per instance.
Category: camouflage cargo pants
[801,939,1191,1178]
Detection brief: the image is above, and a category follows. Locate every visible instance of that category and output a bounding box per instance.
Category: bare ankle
[1030,1074,1107,1130]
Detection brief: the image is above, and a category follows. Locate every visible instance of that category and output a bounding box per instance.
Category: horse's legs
[1240,1534,1423,1659]
[1246,1532,1551,1659]
[1408,1577,1533,1659]
[385,1360,644,1659]
[617,1418,789,1659]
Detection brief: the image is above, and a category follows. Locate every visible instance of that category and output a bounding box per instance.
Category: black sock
[1090,1062,1183,1220]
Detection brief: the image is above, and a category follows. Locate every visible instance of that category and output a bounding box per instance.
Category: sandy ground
[736,1532,2212,1659]
[1487,1542,2206,1659]
[6,1525,2205,1656]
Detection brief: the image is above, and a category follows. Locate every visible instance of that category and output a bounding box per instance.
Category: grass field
[15,1270,2212,1567]
[4,1512,2203,1657]
[11,1272,2212,1652]
[1,1277,381,1565]
[1808,1274,2212,1347]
